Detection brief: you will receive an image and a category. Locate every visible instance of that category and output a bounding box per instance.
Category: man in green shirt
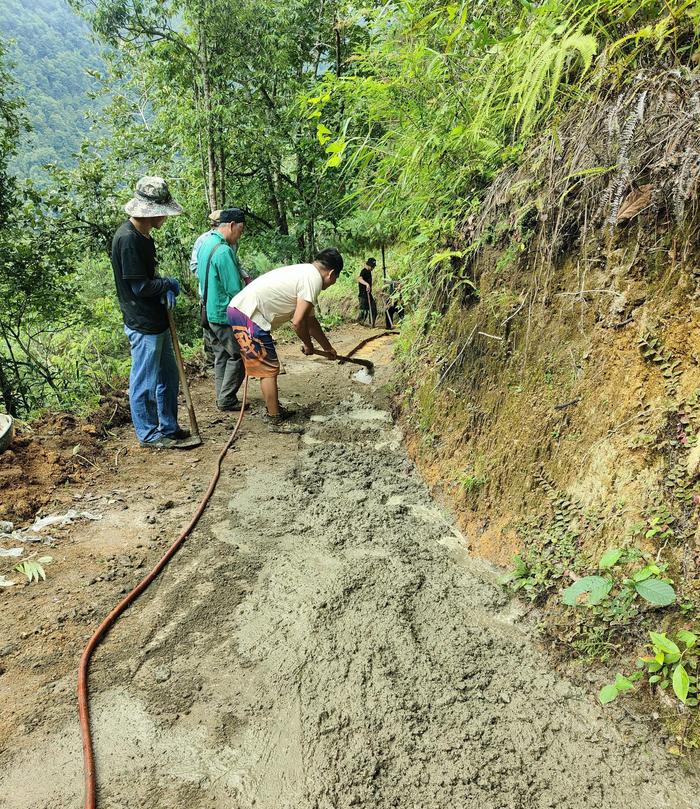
[196,208,246,410]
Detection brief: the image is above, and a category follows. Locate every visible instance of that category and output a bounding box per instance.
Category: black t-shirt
[111,220,168,334]
[359,267,373,299]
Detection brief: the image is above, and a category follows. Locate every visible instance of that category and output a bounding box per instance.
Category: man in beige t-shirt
[227,248,343,423]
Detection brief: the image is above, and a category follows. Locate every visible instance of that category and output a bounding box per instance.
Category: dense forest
[1,0,700,742]
[2,0,697,416]
[0,0,103,179]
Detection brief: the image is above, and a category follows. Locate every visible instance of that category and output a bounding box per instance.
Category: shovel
[312,348,375,384]
[167,310,203,448]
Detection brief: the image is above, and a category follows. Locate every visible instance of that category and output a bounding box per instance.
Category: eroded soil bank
[1,329,699,808]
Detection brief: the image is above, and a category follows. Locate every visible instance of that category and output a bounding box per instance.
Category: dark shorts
[227,307,280,378]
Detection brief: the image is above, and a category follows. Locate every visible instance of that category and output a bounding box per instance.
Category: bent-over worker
[227,248,343,425]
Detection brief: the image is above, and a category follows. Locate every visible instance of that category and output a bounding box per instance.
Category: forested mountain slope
[0,0,102,178]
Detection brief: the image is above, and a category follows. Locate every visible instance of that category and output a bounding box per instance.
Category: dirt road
[1,327,699,808]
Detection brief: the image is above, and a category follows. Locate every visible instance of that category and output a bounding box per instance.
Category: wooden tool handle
[167,310,201,438]
[313,349,373,370]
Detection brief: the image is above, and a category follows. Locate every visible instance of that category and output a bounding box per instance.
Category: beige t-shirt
[230,263,323,331]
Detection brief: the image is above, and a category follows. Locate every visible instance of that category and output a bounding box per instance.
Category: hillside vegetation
[0,0,102,179]
[1,0,699,751]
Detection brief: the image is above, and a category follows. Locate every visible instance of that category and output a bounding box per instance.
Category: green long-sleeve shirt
[196,231,244,325]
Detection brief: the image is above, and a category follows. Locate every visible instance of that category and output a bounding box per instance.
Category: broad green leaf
[587,578,614,605]
[316,124,332,145]
[614,674,634,692]
[632,564,660,582]
[598,548,623,570]
[650,632,680,656]
[325,139,346,155]
[635,578,675,607]
[672,664,690,703]
[562,576,612,607]
[598,684,619,705]
[676,630,697,649]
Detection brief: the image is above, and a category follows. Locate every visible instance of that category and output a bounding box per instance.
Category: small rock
[145,515,157,525]
[157,500,175,513]
[0,521,14,533]
[154,665,171,683]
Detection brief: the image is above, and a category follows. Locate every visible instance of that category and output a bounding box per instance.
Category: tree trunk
[334,10,342,77]
[193,81,211,210]
[306,217,316,257]
[273,170,289,235]
[264,165,290,236]
[198,24,218,210]
[219,139,226,206]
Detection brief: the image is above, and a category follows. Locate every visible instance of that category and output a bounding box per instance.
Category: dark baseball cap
[219,207,246,224]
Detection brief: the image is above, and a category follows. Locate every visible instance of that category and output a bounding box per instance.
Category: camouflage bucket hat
[124,176,184,217]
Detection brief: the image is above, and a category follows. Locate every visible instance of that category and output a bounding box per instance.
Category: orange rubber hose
[77,329,397,807]
[77,375,249,809]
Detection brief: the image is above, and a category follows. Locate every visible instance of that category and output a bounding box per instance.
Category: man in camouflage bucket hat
[112,176,189,449]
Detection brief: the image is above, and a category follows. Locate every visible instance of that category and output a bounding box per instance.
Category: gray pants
[208,322,244,409]
[203,326,215,368]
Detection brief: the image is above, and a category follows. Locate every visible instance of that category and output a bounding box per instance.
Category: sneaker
[263,407,302,433]
[165,428,191,440]
[139,436,188,449]
[217,401,250,412]
[263,406,297,424]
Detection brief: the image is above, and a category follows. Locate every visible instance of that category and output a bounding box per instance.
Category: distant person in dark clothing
[385,278,405,328]
[111,175,188,449]
[358,257,377,326]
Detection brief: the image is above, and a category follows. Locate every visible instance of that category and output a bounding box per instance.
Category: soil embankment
[1,327,699,807]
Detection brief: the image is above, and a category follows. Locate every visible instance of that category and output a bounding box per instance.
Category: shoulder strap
[202,241,225,309]
[230,245,246,285]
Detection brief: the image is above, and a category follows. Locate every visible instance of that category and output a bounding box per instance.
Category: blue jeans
[124,326,180,443]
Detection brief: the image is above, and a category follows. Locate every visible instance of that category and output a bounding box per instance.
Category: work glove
[164,277,180,295]
[165,289,177,310]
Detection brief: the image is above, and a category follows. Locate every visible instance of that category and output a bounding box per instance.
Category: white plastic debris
[29,510,102,532]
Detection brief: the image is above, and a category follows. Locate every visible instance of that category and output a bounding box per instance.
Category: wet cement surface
[1,334,699,808]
